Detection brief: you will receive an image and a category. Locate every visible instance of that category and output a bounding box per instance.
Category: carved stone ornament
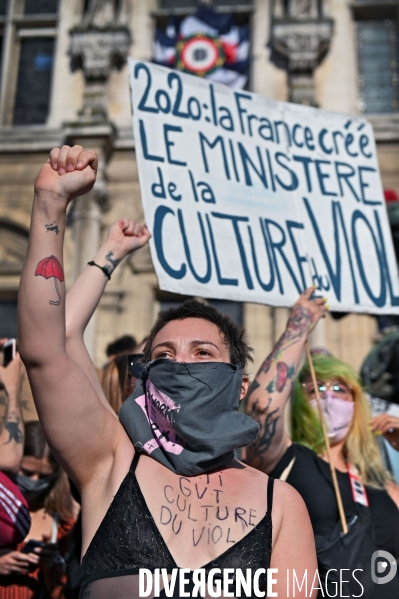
[287,0,319,20]
[69,26,130,121]
[272,21,333,72]
[70,29,130,82]
[83,0,123,29]
[270,1,334,106]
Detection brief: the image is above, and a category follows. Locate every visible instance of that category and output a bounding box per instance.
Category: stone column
[65,126,114,357]
[269,0,332,351]
[65,5,130,357]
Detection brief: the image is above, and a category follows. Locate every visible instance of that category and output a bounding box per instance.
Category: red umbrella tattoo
[35,255,64,306]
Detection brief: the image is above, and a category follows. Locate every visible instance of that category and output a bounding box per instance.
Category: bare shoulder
[235,462,310,534]
[234,459,304,506]
[272,478,309,515]
[272,479,314,546]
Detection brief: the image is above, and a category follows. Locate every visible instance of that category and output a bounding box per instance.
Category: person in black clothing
[245,289,399,598]
[18,145,318,599]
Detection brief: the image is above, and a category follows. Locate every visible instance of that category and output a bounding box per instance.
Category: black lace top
[79,453,274,598]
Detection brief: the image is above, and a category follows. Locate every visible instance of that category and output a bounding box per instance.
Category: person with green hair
[245,288,399,599]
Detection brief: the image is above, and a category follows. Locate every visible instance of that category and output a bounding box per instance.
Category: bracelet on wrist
[87,261,111,280]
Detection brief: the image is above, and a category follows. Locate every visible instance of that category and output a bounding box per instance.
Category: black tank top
[80,453,274,598]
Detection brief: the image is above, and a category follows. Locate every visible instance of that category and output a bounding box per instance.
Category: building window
[24,0,59,15]
[0,0,59,126]
[160,0,200,8]
[356,18,399,113]
[213,0,253,6]
[159,0,253,13]
[13,37,55,125]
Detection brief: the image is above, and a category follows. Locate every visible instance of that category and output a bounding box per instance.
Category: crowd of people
[0,146,398,598]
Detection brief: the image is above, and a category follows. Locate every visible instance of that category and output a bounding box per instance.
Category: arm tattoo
[102,251,119,278]
[259,304,314,374]
[246,398,280,469]
[266,362,295,393]
[35,255,64,306]
[3,411,23,444]
[45,221,59,235]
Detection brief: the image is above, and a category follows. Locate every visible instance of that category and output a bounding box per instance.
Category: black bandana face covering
[119,359,259,476]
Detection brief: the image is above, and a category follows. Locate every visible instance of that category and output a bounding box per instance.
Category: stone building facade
[0,0,398,420]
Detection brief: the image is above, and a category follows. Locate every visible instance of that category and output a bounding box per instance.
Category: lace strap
[130,451,141,473]
[267,477,274,514]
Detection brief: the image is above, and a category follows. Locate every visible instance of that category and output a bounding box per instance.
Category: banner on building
[129,59,399,314]
[153,5,249,89]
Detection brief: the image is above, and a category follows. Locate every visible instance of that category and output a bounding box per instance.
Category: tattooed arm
[65,219,150,411]
[0,347,24,473]
[17,146,141,487]
[245,288,327,474]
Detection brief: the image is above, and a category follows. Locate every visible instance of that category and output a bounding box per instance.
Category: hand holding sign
[287,287,328,337]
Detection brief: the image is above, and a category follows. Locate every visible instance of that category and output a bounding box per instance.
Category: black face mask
[15,473,54,503]
[119,359,259,476]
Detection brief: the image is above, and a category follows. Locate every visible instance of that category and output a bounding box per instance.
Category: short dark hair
[106,335,137,357]
[24,421,59,473]
[143,299,253,367]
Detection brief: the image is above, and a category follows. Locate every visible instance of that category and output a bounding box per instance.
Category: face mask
[309,391,355,444]
[15,473,54,503]
[119,359,259,476]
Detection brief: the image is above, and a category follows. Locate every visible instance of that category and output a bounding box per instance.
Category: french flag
[153,6,250,89]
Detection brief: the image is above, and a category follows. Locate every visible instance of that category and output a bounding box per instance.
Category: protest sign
[129,59,399,314]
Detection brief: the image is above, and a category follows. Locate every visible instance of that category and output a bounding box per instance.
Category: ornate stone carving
[83,0,124,28]
[270,1,333,105]
[287,0,319,20]
[273,0,321,20]
[69,0,130,122]
[272,22,332,72]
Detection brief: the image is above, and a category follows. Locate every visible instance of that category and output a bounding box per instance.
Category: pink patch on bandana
[135,381,185,455]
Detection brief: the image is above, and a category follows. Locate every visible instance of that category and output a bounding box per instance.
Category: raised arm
[65,219,151,412]
[17,146,144,487]
[0,345,24,473]
[245,288,327,473]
